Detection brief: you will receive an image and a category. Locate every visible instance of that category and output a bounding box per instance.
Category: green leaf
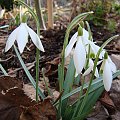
[67,11,93,32]
[73,86,104,120]
[62,58,75,117]
[63,58,75,94]
[62,70,120,120]
[63,105,74,120]
[57,64,63,119]
[62,70,120,101]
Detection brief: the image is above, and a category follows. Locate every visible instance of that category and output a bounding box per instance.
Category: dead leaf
[100,91,115,110]
[0,76,56,120]
[0,76,23,92]
[44,57,60,77]
[110,79,120,111]
[0,93,21,120]
[110,54,120,70]
[20,98,56,120]
[46,57,60,65]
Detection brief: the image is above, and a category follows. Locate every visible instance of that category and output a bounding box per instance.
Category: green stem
[34,0,46,29]
[16,0,43,101]
[36,48,40,102]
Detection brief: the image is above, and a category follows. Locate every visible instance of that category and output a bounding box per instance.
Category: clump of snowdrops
[1,0,120,120]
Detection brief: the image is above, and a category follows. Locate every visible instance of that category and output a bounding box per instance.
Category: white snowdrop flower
[5,23,45,53]
[73,37,86,76]
[107,56,117,73]
[86,40,105,59]
[65,28,88,76]
[101,53,116,91]
[103,59,113,91]
[83,59,99,78]
[65,28,89,58]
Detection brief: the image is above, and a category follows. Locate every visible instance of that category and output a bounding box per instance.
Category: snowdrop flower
[5,23,44,53]
[65,27,87,76]
[83,59,99,78]
[86,40,105,59]
[101,53,116,91]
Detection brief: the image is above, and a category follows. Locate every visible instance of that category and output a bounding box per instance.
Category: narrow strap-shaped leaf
[62,70,120,101]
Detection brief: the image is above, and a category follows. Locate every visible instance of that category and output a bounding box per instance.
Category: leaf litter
[0,76,56,120]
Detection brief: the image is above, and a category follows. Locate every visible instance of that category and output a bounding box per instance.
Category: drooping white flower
[103,59,112,91]
[73,37,86,76]
[65,28,89,58]
[5,23,44,53]
[86,40,105,59]
[108,56,117,73]
[83,59,99,78]
[101,56,116,91]
[65,28,88,76]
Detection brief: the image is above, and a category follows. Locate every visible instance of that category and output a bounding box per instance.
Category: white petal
[65,32,78,57]
[95,67,99,78]
[103,60,112,91]
[88,41,105,59]
[108,57,116,73]
[97,60,103,65]
[73,39,86,74]
[26,24,45,52]
[17,23,28,53]
[82,28,89,45]
[83,59,94,76]
[5,26,19,52]
[83,66,93,76]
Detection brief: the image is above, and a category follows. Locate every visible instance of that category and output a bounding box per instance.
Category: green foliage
[107,19,117,32]
[79,0,119,31]
[112,3,120,14]
[0,0,14,11]
[85,0,111,26]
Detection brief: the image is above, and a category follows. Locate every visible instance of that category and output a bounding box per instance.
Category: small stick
[47,0,54,29]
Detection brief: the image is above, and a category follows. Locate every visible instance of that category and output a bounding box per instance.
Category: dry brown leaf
[100,91,115,109]
[0,76,56,120]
